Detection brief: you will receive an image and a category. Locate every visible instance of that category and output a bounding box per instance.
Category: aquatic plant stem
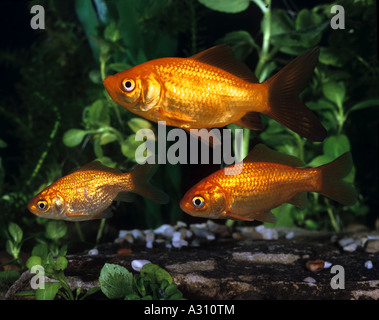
[325,198,340,232]
[96,218,106,244]
[26,94,61,187]
[74,222,86,243]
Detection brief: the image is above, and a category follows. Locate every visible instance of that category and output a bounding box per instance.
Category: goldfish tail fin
[263,47,327,142]
[130,164,170,204]
[318,152,357,206]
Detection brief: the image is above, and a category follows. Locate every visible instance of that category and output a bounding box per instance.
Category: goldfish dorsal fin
[189,45,259,83]
[75,161,122,174]
[244,144,305,167]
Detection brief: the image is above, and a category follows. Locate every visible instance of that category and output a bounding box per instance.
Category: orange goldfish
[180,144,356,222]
[104,45,326,142]
[27,162,168,221]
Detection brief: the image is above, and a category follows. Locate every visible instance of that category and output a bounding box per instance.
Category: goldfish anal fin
[244,144,305,167]
[225,211,254,221]
[253,211,277,223]
[233,112,263,131]
[189,45,259,83]
[286,192,308,208]
[75,161,122,174]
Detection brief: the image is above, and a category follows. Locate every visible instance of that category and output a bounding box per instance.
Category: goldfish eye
[192,196,205,208]
[122,79,135,92]
[37,200,49,211]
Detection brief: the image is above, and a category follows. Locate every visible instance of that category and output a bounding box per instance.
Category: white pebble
[131,229,145,241]
[146,241,153,249]
[338,237,354,247]
[285,231,295,239]
[303,277,316,286]
[172,239,189,248]
[88,248,98,255]
[154,224,175,238]
[131,259,151,272]
[364,260,373,269]
[255,225,279,240]
[323,261,332,269]
[172,231,183,242]
[343,242,357,252]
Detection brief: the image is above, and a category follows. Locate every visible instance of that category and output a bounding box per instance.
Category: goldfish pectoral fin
[286,192,308,208]
[225,211,254,221]
[244,144,305,167]
[114,192,135,203]
[130,164,170,204]
[253,211,277,223]
[233,112,263,131]
[263,47,327,142]
[187,128,222,148]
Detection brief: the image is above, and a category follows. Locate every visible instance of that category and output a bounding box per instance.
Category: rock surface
[4,227,379,300]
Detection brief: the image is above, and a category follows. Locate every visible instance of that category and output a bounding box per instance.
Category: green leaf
[26,256,42,270]
[99,263,135,299]
[35,282,61,300]
[134,274,146,297]
[347,99,379,116]
[75,0,100,60]
[100,132,118,145]
[307,154,333,167]
[63,129,88,147]
[87,99,110,127]
[56,256,68,271]
[45,221,67,240]
[104,21,121,42]
[108,62,133,72]
[0,270,20,284]
[198,0,251,13]
[127,118,153,133]
[140,263,173,286]
[8,222,23,244]
[216,30,256,61]
[124,293,141,300]
[32,244,48,261]
[322,81,346,107]
[323,134,351,158]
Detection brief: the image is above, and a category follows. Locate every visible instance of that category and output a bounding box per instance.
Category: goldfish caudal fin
[130,164,170,204]
[318,152,357,206]
[263,47,327,142]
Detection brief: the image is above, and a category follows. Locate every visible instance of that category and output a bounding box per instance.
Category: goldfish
[180,144,357,222]
[104,45,326,142]
[27,162,169,221]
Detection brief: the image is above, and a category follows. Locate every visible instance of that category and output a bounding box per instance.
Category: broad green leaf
[35,282,61,300]
[319,47,344,67]
[45,221,67,240]
[26,256,42,270]
[198,0,251,13]
[104,21,121,42]
[8,222,23,244]
[56,256,68,271]
[108,62,132,72]
[63,129,87,147]
[100,132,118,145]
[216,30,256,61]
[323,134,350,158]
[140,263,173,285]
[127,118,153,133]
[322,81,346,107]
[99,263,135,299]
[32,244,48,261]
[307,154,333,167]
[87,99,110,127]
